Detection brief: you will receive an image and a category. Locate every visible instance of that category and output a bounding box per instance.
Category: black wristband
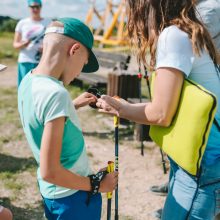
[89,170,107,195]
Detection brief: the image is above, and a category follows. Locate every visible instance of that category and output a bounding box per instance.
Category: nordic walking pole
[114,115,119,220]
[138,68,145,156]
[107,161,114,220]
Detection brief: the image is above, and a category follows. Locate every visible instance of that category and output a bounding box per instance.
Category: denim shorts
[162,158,220,220]
[43,191,102,220]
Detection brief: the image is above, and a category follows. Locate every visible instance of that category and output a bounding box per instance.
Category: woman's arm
[40,116,118,192]
[13,32,30,50]
[98,67,184,127]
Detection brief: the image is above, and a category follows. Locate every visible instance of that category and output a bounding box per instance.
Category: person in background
[197,0,220,53]
[97,0,220,219]
[13,0,51,87]
[0,64,13,220]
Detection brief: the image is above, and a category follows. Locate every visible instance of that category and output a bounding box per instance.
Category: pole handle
[114,116,119,127]
[107,161,115,199]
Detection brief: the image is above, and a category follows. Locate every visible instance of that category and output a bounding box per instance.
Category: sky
[0,0,108,20]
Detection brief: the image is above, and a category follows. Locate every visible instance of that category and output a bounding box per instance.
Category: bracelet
[89,170,108,195]
[86,171,108,206]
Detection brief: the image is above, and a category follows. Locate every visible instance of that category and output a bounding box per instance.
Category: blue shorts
[43,191,102,220]
[18,62,38,87]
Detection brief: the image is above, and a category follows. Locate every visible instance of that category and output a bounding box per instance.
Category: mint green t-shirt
[18,73,92,199]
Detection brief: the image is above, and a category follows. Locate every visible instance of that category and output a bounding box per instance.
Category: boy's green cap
[46,17,99,73]
[28,0,42,6]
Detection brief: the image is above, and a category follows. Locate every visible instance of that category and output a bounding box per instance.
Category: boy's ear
[69,43,81,56]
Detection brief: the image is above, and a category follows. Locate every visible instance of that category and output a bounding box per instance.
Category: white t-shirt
[156,25,220,119]
[15,17,51,63]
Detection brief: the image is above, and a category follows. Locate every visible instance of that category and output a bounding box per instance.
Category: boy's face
[63,44,89,85]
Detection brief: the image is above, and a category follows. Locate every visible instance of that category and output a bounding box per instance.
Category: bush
[0,17,18,33]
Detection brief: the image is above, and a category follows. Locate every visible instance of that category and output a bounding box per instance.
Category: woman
[97,0,220,219]
[13,0,51,87]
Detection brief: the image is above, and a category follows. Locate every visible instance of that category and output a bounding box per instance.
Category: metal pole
[138,70,144,156]
[114,116,119,220]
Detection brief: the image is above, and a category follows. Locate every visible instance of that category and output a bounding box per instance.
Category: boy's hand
[99,171,118,193]
[99,167,107,172]
[73,92,97,110]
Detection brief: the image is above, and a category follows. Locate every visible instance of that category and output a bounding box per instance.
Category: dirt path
[0,60,17,88]
[86,136,168,220]
[0,63,168,220]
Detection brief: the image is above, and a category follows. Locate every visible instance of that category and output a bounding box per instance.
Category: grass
[0,85,43,219]
[0,172,22,191]
[0,32,18,60]
[0,87,20,125]
[0,87,23,148]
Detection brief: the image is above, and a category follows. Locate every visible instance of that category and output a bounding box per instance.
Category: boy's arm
[40,116,118,192]
[40,117,91,191]
[72,92,97,110]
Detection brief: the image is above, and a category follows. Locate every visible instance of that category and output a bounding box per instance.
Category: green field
[0,32,18,60]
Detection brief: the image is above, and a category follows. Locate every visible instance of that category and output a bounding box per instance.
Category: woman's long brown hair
[127,0,218,70]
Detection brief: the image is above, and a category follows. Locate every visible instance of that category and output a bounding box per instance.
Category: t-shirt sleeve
[15,20,22,33]
[34,88,70,125]
[156,26,195,77]
[43,90,70,125]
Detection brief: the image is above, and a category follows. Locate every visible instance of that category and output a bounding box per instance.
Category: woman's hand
[13,32,30,50]
[99,171,118,193]
[73,92,97,110]
[96,95,127,117]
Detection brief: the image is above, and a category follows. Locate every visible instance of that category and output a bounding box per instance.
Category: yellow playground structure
[85,0,128,48]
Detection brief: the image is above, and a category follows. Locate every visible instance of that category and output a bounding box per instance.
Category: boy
[18,18,118,220]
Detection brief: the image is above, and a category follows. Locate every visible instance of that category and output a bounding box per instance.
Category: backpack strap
[215,64,220,79]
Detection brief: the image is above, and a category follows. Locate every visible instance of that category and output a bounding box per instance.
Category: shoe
[152,208,163,219]
[149,182,168,196]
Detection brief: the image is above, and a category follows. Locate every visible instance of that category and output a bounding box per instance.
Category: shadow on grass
[83,126,134,139]
[0,154,37,173]
[0,197,45,220]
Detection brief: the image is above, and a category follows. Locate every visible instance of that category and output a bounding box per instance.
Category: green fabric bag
[149,73,217,176]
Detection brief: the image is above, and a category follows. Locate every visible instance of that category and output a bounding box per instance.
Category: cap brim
[0,64,7,72]
[82,49,99,73]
